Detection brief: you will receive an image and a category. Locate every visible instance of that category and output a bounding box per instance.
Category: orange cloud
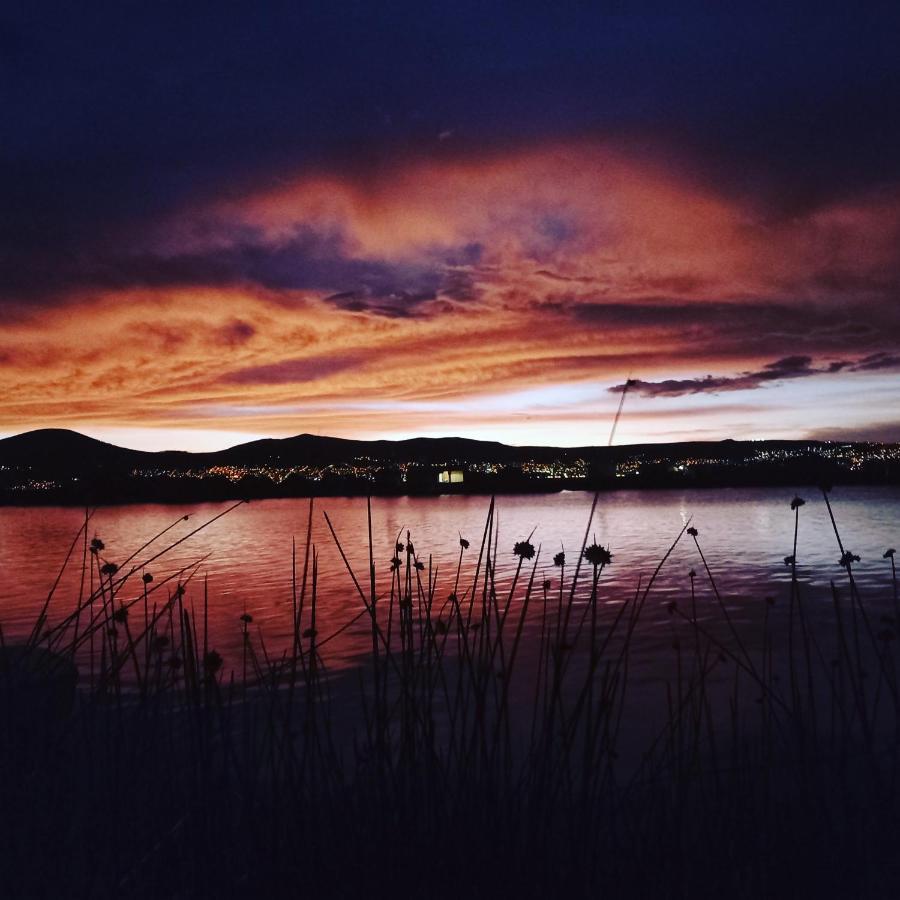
[2,140,899,448]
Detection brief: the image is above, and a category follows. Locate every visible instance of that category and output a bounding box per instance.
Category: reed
[0,490,897,899]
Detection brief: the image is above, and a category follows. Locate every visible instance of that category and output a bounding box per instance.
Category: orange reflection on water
[0,488,897,679]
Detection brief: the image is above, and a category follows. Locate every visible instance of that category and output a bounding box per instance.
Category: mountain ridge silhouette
[0,427,859,474]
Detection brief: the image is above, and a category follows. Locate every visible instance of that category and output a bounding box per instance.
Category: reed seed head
[513,540,536,560]
[583,543,612,567]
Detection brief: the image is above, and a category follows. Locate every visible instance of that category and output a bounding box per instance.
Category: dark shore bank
[2,491,899,898]
[2,428,898,506]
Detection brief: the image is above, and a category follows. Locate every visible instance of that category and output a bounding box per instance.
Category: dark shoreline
[3,428,898,507]
[3,470,898,508]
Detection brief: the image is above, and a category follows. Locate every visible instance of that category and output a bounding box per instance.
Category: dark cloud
[439,269,481,303]
[848,351,900,372]
[611,352,900,398]
[611,356,819,397]
[324,289,437,319]
[222,353,363,386]
[566,298,900,361]
[0,222,474,318]
[535,270,596,285]
[3,1,900,309]
[570,299,893,332]
[212,319,256,347]
[1,227,374,298]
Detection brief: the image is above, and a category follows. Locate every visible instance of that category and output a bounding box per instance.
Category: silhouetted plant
[583,543,612,567]
[513,540,536,560]
[2,491,898,900]
[204,649,223,676]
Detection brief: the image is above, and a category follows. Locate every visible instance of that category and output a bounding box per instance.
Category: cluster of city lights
[2,442,898,492]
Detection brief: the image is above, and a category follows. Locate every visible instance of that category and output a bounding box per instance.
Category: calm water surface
[1,487,897,679]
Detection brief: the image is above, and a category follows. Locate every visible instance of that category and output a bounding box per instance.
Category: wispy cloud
[222,352,365,385]
[848,351,900,372]
[2,142,900,445]
[612,353,900,398]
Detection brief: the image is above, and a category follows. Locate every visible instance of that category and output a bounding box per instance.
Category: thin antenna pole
[608,375,633,447]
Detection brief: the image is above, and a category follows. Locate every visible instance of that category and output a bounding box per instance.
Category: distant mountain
[0,428,872,473]
[0,429,144,469]
[0,428,192,473]
[1,428,896,506]
[213,434,531,466]
[0,430,528,472]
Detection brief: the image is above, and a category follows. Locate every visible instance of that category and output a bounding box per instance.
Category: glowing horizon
[3,9,900,451]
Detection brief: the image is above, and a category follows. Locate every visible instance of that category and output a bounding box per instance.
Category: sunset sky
[3,4,900,451]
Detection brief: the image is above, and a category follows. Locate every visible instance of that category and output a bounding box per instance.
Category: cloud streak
[612,353,900,398]
[1,137,900,447]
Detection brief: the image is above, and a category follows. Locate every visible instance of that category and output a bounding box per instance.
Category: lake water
[1,487,897,682]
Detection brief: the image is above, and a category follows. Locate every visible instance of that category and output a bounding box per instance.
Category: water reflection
[1,487,897,675]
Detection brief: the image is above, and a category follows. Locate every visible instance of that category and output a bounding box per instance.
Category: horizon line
[0,425,891,458]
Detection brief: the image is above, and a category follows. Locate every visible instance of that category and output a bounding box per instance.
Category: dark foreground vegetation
[1,491,899,898]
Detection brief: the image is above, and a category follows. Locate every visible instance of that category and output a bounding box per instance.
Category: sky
[2,2,900,451]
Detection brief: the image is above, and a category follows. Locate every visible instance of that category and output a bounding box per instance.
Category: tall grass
[1,491,898,899]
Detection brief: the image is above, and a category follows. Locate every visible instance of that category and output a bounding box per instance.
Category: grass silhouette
[0,491,898,898]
